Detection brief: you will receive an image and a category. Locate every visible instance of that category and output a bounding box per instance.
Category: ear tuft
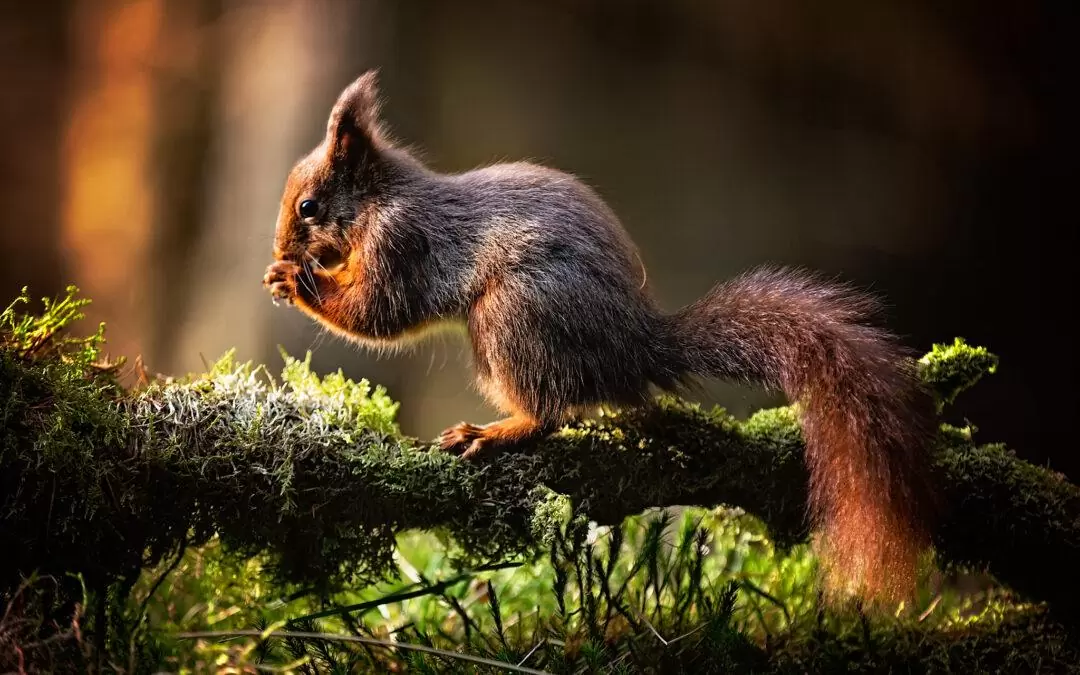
[326,69,384,161]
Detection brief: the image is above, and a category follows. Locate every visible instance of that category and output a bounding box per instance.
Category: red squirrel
[263,71,936,603]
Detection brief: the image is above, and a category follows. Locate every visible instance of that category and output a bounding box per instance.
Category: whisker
[306,250,325,272]
[306,264,323,305]
[298,254,325,305]
[306,252,340,287]
[296,262,319,304]
[309,328,328,353]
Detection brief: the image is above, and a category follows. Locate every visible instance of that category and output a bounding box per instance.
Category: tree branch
[1,292,1074,620]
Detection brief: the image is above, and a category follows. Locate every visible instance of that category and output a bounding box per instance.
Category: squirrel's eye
[298,199,320,219]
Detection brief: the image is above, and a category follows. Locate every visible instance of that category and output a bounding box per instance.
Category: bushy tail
[671,267,936,602]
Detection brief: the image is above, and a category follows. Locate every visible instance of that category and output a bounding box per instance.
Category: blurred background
[1,0,1073,476]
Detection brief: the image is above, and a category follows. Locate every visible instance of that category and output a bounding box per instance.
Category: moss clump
[1,286,1078,668]
[919,337,999,411]
[935,432,1080,622]
[0,288,130,573]
[766,606,1078,673]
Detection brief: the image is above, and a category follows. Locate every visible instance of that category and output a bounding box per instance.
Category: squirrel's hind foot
[438,415,551,461]
[439,422,487,459]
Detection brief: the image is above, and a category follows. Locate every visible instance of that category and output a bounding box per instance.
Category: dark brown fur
[264,71,937,603]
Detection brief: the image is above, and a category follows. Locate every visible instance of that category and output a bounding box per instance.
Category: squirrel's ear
[326,69,384,163]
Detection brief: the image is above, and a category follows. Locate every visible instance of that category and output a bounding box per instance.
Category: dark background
[1,0,1073,476]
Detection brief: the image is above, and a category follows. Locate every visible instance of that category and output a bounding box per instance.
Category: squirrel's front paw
[263,260,300,305]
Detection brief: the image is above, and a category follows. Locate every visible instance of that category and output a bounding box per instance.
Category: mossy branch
[1,287,1076,621]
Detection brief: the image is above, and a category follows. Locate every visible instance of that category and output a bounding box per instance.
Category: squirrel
[263,70,937,604]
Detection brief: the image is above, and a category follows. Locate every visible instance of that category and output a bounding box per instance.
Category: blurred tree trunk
[144,0,223,371]
[61,0,164,364]
[0,1,71,303]
[162,0,384,376]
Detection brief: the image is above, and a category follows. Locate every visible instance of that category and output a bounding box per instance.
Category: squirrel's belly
[310,305,468,350]
[365,317,468,348]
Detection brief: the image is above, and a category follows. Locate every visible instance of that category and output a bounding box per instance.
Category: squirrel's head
[273,69,390,271]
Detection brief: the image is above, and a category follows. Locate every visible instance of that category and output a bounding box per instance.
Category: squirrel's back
[434,163,686,409]
[447,163,645,294]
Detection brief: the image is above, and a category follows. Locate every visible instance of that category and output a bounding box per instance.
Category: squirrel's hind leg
[439,415,553,460]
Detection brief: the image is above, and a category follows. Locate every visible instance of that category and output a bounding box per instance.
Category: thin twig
[516,639,548,667]
[918,594,943,623]
[292,561,521,623]
[128,538,187,672]
[738,579,792,625]
[175,629,552,675]
[633,609,707,648]
[636,609,670,646]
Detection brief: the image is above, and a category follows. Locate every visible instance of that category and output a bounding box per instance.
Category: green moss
[766,606,1078,674]
[1,288,130,575]
[2,286,1078,669]
[277,348,400,438]
[919,337,999,411]
[528,486,571,548]
[934,439,1080,622]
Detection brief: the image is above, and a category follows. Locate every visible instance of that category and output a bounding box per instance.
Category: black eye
[298,199,319,219]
